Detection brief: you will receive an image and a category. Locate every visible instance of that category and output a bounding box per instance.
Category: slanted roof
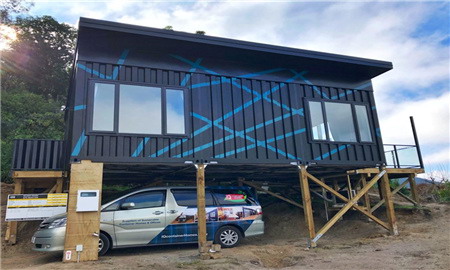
[78,17,392,81]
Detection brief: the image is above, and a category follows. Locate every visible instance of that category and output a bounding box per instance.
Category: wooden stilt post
[360,174,371,213]
[63,160,103,262]
[55,178,64,193]
[196,163,208,257]
[408,173,420,205]
[298,165,316,248]
[5,179,24,244]
[379,169,399,235]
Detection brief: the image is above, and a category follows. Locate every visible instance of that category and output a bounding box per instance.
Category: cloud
[378,91,450,146]
[423,147,450,165]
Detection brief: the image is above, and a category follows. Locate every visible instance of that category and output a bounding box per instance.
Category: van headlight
[48,217,67,229]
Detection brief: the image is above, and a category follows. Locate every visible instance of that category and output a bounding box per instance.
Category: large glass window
[355,105,372,142]
[166,89,185,134]
[91,82,187,136]
[309,100,372,143]
[119,85,161,134]
[92,83,115,131]
[325,102,357,142]
[309,101,326,140]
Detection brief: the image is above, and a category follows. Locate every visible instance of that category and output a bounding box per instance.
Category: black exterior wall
[66,18,391,168]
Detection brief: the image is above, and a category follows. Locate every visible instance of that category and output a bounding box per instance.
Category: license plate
[31,237,36,243]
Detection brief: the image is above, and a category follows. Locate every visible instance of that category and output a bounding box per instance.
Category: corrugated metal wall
[69,60,383,166]
[12,139,65,170]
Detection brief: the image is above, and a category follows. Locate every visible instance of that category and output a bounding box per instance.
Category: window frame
[87,79,190,137]
[305,98,375,144]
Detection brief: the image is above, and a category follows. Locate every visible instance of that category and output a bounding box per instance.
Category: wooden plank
[5,179,25,244]
[408,173,420,204]
[380,170,399,235]
[310,170,387,244]
[240,180,304,209]
[55,178,64,193]
[12,171,66,178]
[347,168,380,174]
[196,164,207,256]
[63,160,103,262]
[307,172,390,231]
[385,168,424,174]
[298,165,316,247]
[396,191,418,205]
[360,174,371,213]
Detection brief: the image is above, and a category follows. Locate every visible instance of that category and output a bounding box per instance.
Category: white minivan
[32,186,264,255]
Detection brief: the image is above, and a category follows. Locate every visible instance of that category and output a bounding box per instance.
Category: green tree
[2,15,76,101]
[1,15,76,182]
[1,90,65,181]
[0,0,33,23]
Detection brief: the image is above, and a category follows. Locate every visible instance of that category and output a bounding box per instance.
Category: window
[309,101,326,140]
[308,101,372,143]
[90,82,187,135]
[121,191,166,209]
[166,89,185,134]
[171,189,214,207]
[211,189,255,206]
[355,105,372,142]
[92,83,115,131]
[324,102,356,142]
[119,85,161,134]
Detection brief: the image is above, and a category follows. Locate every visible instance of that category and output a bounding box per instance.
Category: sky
[24,0,450,179]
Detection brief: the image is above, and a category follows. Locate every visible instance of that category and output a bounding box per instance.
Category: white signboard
[5,193,68,221]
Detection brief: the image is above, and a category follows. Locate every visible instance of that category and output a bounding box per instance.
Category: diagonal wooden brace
[371,178,416,212]
[306,172,389,231]
[307,171,389,244]
[240,180,304,209]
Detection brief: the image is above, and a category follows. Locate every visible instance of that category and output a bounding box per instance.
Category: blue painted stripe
[314,144,350,160]
[112,49,130,80]
[170,54,219,75]
[239,68,286,78]
[132,137,150,157]
[77,49,129,80]
[71,130,87,156]
[180,58,203,86]
[74,105,86,111]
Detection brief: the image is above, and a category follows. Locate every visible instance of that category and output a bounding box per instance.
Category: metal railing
[384,144,421,168]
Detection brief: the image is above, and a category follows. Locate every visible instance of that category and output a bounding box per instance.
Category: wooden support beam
[371,177,415,212]
[309,170,387,245]
[396,191,418,205]
[307,172,390,231]
[196,164,208,257]
[408,174,420,204]
[63,161,103,262]
[5,179,25,244]
[240,180,304,209]
[298,165,316,248]
[12,171,66,178]
[55,178,64,193]
[360,174,371,213]
[379,170,399,235]
[385,168,424,174]
[347,168,380,175]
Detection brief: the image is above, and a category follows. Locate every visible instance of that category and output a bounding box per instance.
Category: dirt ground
[1,183,449,270]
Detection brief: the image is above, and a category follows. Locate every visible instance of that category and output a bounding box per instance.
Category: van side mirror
[121,202,135,210]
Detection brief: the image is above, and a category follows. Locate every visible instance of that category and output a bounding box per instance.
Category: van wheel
[98,233,110,256]
[215,226,242,248]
